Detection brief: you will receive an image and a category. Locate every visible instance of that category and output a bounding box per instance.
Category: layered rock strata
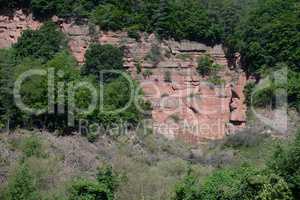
[0,11,247,143]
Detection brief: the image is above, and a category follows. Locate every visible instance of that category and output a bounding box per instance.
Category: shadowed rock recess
[0,10,247,143]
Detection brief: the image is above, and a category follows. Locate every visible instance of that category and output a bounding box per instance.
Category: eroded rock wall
[0,10,41,48]
[0,10,247,143]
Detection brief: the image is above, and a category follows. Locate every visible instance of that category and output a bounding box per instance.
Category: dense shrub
[238,174,293,200]
[197,56,214,77]
[173,169,201,200]
[91,4,130,31]
[145,44,161,65]
[13,22,66,63]
[127,27,141,41]
[224,130,268,148]
[82,43,124,82]
[69,179,109,200]
[69,165,119,200]
[20,135,43,158]
[0,0,31,10]
[197,56,222,85]
[97,76,145,126]
[0,49,18,128]
[228,0,300,107]
[164,71,172,82]
[244,82,256,106]
[269,130,300,198]
[7,163,39,200]
[154,0,222,44]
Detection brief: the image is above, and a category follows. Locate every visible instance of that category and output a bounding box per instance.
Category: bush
[91,4,130,31]
[173,169,201,200]
[7,163,39,200]
[69,179,109,200]
[0,49,18,127]
[21,135,43,158]
[197,56,214,76]
[208,74,224,86]
[200,166,258,200]
[98,76,144,126]
[142,69,153,79]
[135,62,142,74]
[13,22,66,63]
[0,0,31,10]
[31,0,56,19]
[82,43,124,82]
[224,130,267,148]
[269,130,300,198]
[127,27,141,41]
[244,82,256,106]
[154,0,222,44]
[164,71,172,82]
[145,44,161,65]
[238,174,293,200]
[69,165,119,200]
[96,165,120,199]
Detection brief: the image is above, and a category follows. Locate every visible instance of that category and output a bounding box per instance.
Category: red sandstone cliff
[0,10,248,143]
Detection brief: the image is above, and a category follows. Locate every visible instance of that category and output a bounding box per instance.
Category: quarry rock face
[0,10,41,48]
[0,11,248,143]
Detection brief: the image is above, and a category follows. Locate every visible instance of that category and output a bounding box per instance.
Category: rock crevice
[0,10,248,143]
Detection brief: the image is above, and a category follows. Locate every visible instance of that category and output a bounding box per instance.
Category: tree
[82,44,124,82]
[197,56,221,77]
[238,174,293,200]
[0,49,18,129]
[7,164,39,200]
[91,4,130,31]
[173,169,202,200]
[13,22,66,63]
[69,179,109,200]
[269,130,300,199]
[96,165,120,200]
[69,165,120,200]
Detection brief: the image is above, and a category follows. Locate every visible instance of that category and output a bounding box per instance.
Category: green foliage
[224,131,267,148]
[7,163,39,200]
[69,165,119,200]
[91,4,130,31]
[0,49,18,127]
[197,56,214,76]
[200,166,258,200]
[135,61,142,74]
[197,56,223,85]
[82,43,124,82]
[145,44,161,65]
[0,0,31,10]
[226,0,300,107]
[252,86,276,108]
[127,27,141,41]
[69,179,109,200]
[288,70,300,110]
[98,76,144,126]
[142,69,153,78]
[13,22,66,63]
[154,0,222,44]
[208,74,224,86]
[244,82,256,106]
[238,174,293,200]
[164,71,172,82]
[21,135,43,158]
[236,0,300,73]
[269,130,300,198]
[173,169,201,200]
[96,165,120,199]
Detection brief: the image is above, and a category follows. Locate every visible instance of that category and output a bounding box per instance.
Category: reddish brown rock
[0,10,41,48]
[0,11,248,143]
